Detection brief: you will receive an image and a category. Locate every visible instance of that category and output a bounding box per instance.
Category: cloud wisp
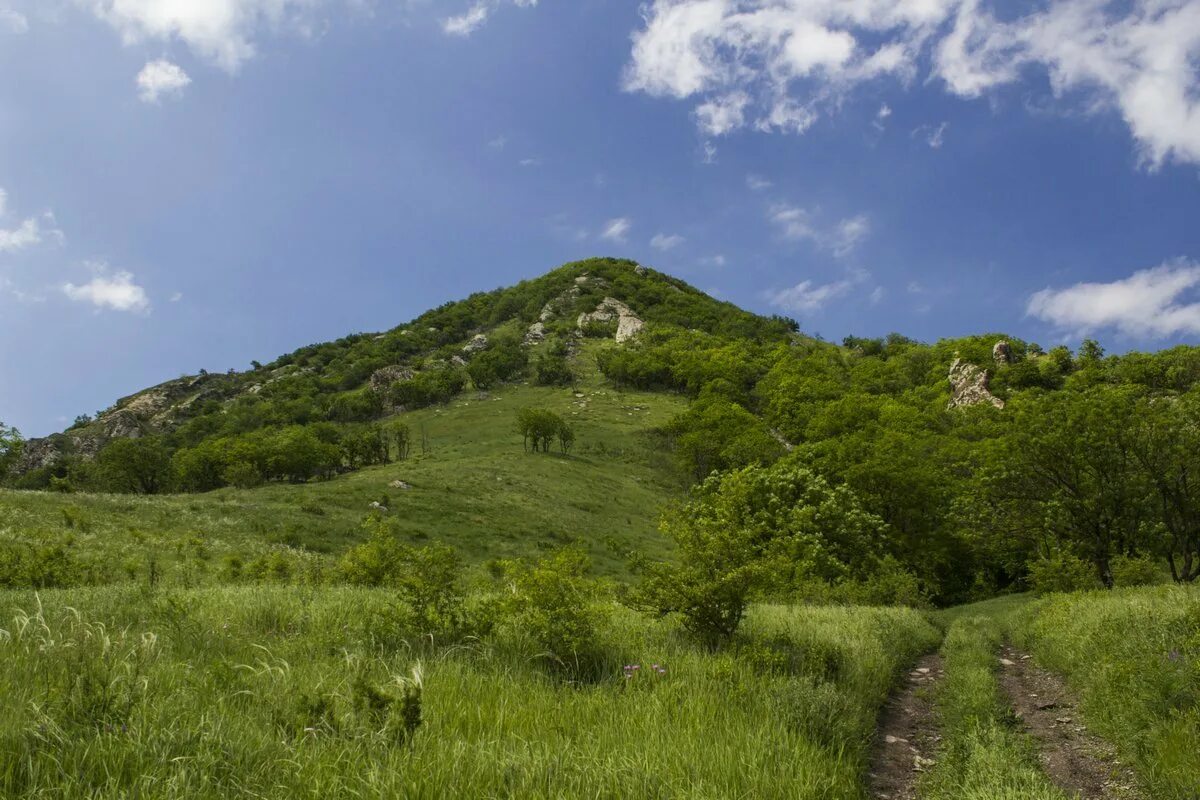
[443,0,538,37]
[769,203,870,257]
[1027,260,1200,339]
[600,217,632,243]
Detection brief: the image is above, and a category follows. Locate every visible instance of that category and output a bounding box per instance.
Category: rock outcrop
[948,358,1005,410]
[993,340,1012,365]
[462,334,489,356]
[369,365,414,393]
[577,297,645,343]
[523,321,546,346]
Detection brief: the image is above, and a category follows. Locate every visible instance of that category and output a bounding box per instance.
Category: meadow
[0,584,937,799]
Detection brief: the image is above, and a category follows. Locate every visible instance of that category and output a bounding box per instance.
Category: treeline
[14,422,414,495]
[606,330,1200,605]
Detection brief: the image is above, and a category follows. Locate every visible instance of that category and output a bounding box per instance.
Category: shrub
[1110,553,1166,588]
[498,549,607,677]
[1027,551,1102,594]
[340,515,465,636]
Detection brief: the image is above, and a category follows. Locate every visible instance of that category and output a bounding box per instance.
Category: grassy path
[996,643,1142,799]
[868,653,944,800]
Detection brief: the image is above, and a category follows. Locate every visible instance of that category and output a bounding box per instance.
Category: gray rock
[993,340,1012,365]
[948,358,1005,410]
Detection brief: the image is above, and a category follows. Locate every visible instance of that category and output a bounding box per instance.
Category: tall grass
[1012,585,1200,800]
[0,586,937,798]
[921,613,1068,800]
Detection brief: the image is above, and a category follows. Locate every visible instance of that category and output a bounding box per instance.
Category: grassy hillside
[0,345,687,583]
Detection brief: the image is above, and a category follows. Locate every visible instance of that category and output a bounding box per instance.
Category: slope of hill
[0,347,687,583]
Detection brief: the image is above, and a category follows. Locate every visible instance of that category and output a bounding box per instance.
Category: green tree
[632,460,885,648]
[978,387,1149,587]
[0,421,23,476]
[95,437,172,494]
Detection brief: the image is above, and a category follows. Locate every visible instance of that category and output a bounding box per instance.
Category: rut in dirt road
[868,653,943,800]
[997,644,1142,800]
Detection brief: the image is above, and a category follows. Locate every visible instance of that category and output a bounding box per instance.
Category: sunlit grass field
[0,585,937,799]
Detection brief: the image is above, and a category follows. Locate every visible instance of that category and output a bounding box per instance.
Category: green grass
[1011,585,1200,800]
[0,345,688,585]
[921,609,1068,800]
[0,586,937,799]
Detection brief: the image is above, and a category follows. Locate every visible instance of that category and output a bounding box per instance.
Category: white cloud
[62,266,150,313]
[831,215,870,256]
[0,189,61,253]
[137,59,192,103]
[769,203,870,256]
[169,291,183,302]
[600,217,632,243]
[869,285,885,304]
[443,0,538,37]
[86,0,341,72]
[0,6,28,33]
[695,92,749,136]
[746,174,772,191]
[767,265,872,313]
[518,157,542,167]
[700,254,727,267]
[650,233,685,251]
[487,135,507,150]
[767,278,854,313]
[623,0,1200,168]
[915,120,949,148]
[1027,260,1200,338]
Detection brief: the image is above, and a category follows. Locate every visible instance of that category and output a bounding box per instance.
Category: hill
[4,256,1200,605]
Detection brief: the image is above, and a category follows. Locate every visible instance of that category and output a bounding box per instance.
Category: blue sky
[1,0,1199,436]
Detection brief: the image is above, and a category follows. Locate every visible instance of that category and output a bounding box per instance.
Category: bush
[1027,551,1102,594]
[340,515,465,636]
[497,549,607,677]
[1110,554,1166,588]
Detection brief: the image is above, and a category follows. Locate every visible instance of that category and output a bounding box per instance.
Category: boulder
[462,334,489,355]
[523,321,546,346]
[948,358,1005,410]
[634,264,648,276]
[369,365,414,393]
[993,340,1012,365]
[577,297,645,343]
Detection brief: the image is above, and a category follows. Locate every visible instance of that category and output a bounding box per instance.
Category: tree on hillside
[977,386,1149,587]
[516,408,566,453]
[631,460,886,649]
[1130,391,1200,582]
[95,437,172,494]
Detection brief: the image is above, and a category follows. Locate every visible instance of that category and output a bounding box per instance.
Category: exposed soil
[997,644,1143,800]
[869,653,944,800]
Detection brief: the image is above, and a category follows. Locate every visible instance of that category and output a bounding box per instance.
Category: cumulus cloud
[769,203,870,256]
[600,217,632,243]
[137,59,192,102]
[443,0,538,37]
[623,0,1200,168]
[62,266,150,313]
[1027,260,1200,338]
[650,233,685,251]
